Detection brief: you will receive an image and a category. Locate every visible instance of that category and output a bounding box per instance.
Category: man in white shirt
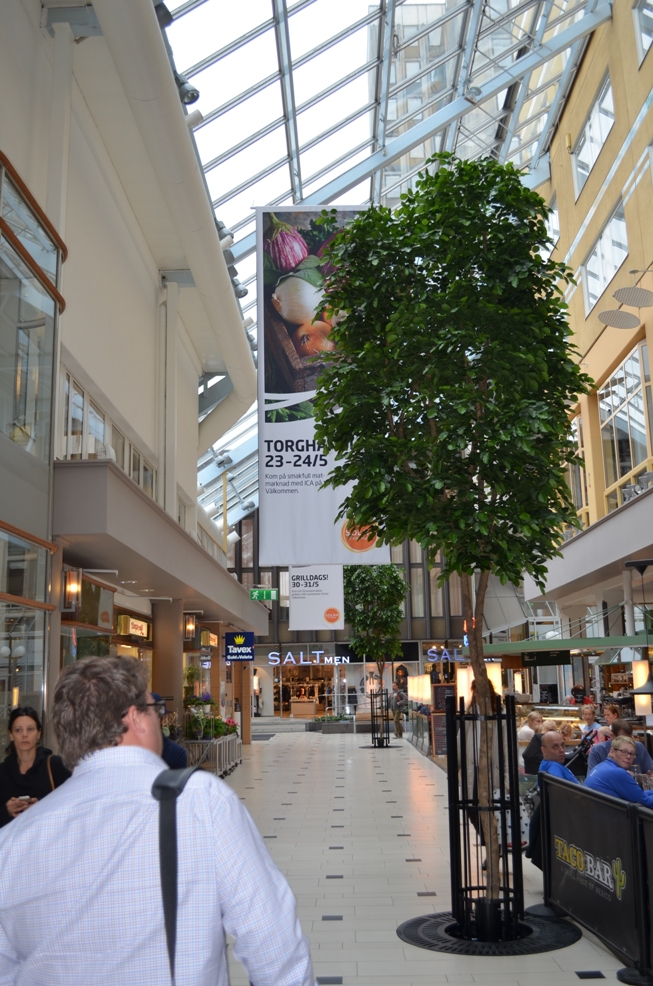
[0,656,316,986]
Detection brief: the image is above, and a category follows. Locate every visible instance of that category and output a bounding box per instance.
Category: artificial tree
[343,564,405,691]
[313,154,591,897]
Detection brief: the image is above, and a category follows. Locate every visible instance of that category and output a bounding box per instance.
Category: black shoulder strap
[151,767,199,984]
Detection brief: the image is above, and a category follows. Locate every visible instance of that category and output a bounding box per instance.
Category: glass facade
[583,204,628,312]
[573,78,614,195]
[0,237,55,463]
[600,342,653,511]
[634,0,653,63]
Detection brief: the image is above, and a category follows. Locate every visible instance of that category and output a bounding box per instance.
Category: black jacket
[0,746,71,827]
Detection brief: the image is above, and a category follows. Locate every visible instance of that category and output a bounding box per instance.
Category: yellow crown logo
[234,634,246,645]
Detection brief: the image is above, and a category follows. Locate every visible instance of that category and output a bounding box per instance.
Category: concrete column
[152,599,184,721]
[241,662,251,745]
[623,569,636,636]
[164,282,178,519]
[44,547,64,749]
[46,22,74,235]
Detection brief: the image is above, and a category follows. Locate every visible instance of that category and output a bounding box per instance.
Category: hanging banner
[257,206,390,566]
[288,564,345,630]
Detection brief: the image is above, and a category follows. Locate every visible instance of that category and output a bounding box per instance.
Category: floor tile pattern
[224,733,622,985]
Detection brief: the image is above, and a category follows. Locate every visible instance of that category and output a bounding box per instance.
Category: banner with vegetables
[257,207,389,566]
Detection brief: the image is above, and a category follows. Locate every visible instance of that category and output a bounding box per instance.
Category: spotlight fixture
[184,613,197,639]
[185,109,204,130]
[174,72,200,105]
[232,278,248,299]
[464,85,482,102]
[226,530,241,545]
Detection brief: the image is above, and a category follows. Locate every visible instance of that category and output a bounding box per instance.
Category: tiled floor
[224,732,623,986]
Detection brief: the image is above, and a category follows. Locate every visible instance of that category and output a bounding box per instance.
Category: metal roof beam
[231,1,612,263]
[273,0,302,202]
[198,433,259,489]
[444,0,486,152]
[371,0,398,204]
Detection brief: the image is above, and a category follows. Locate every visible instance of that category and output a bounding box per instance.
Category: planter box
[322,722,355,734]
[305,722,323,732]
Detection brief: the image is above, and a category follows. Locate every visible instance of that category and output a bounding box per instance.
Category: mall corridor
[224,735,622,986]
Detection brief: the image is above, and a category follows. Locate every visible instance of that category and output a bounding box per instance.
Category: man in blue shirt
[538,731,580,785]
[585,735,653,806]
[587,719,653,774]
[526,731,578,869]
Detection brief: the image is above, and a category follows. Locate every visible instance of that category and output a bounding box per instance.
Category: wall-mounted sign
[522,649,571,667]
[116,614,151,639]
[250,588,279,601]
[424,643,465,661]
[225,631,255,661]
[200,630,219,648]
[267,650,349,666]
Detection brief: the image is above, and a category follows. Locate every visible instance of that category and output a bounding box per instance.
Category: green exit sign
[250,588,279,601]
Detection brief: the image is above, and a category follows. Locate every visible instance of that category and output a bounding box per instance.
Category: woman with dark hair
[0,707,70,826]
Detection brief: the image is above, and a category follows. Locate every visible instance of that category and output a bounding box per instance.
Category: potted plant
[200,691,214,714]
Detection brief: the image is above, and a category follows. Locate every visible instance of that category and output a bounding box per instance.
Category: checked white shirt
[0,746,315,986]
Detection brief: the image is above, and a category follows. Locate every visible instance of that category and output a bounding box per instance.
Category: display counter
[291,699,316,718]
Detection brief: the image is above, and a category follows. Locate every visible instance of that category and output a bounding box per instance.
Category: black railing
[370,689,390,748]
[445,693,523,942]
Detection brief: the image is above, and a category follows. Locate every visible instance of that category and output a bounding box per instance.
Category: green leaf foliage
[313,155,593,593]
[344,565,405,666]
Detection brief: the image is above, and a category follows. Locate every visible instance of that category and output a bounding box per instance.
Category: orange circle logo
[341,522,378,553]
[324,607,341,624]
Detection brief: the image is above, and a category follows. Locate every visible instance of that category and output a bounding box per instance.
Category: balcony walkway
[224,733,621,986]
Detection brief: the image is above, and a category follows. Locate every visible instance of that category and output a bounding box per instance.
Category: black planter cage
[445,693,524,942]
[370,688,390,748]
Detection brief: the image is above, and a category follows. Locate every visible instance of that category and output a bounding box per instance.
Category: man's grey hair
[53,656,149,769]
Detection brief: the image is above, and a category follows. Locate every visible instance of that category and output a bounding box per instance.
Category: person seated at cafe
[579,705,599,735]
[585,736,653,806]
[526,732,578,869]
[522,719,559,774]
[587,719,653,774]
[602,703,620,727]
[517,711,542,742]
[538,731,580,785]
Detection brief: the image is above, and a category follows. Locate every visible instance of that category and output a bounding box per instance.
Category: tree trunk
[461,570,500,899]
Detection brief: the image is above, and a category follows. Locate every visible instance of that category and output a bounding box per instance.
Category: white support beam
[371,0,397,204]
[272,0,302,201]
[231,1,612,263]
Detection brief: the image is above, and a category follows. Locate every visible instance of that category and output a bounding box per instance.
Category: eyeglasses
[614,748,636,758]
[145,701,166,719]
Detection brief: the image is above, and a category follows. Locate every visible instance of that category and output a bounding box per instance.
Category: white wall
[0,1,204,512]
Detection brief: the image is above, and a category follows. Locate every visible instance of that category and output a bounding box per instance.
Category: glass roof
[167,0,604,528]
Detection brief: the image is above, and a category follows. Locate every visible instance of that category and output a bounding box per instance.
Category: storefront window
[0,602,46,747]
[61,625,111,665]
[0,237,55,463]
[0,527,49,603]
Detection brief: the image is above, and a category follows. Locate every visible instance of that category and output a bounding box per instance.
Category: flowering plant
[199,691,214,704]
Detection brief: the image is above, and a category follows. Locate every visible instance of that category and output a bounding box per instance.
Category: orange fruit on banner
[341,522,378,552]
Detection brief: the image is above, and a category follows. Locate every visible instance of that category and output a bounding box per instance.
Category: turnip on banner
[256,206,390,567]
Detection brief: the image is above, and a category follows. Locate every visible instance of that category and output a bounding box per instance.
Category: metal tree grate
[397,912,582,956]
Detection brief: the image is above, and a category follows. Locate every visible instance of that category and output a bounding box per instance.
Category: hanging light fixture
[64,570,82,609]
[184,613,197,639]
[598,269,653,328]
[626,559,653,715]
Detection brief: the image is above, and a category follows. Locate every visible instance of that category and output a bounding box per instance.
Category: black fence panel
[371,689,390,748]
[541,775,644,968]
[445,693,523,941]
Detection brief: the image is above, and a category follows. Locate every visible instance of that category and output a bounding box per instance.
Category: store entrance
[274,665,332,717]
